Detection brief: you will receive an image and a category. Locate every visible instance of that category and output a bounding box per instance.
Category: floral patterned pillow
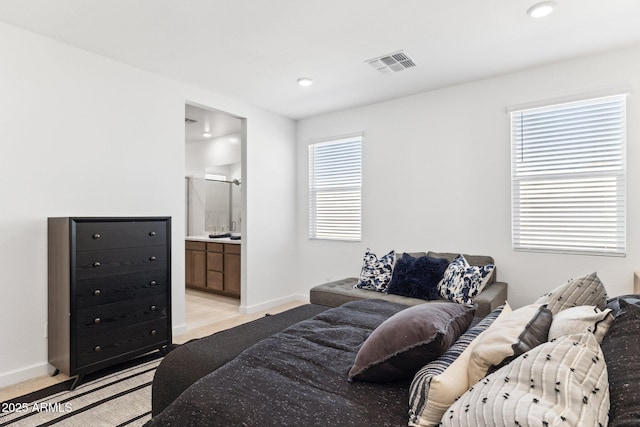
[354,248,396,292]
[438,255,494,306]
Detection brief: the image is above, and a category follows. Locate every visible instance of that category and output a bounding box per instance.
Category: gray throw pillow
[348,302,475,383]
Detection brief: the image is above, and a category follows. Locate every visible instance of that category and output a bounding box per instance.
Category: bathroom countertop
[186,235,241,245]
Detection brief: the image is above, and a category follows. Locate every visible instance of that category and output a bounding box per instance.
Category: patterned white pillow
[441,332,609,427]
[535,272,607,315]
[353,248,395,292]
[438,255,494,306]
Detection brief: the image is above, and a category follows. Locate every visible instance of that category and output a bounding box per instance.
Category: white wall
[0,22,297,387]
[296,45,640,309]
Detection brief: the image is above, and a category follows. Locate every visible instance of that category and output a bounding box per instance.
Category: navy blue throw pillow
[387,254,449,300]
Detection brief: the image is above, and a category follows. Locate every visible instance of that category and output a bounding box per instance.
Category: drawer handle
[94,317,101,324]
[93,233,101,239]
[149,256,157,261]
[94,345,102,353]
[149,231,156,236]
[149,280,157,286]
[93,289,101,296]
[93,261,101,268]
[150,305,157,311]
[150,329,157,336]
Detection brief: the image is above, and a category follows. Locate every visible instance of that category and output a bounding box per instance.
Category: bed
[147,299,430,426]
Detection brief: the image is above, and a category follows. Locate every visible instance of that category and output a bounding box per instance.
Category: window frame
[510,94,627,257]
[308,134,362,242]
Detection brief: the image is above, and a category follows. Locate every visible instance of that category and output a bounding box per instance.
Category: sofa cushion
[535,272,607,315]
[441,332,610,427]
[467,303,552,385]
[408,304,510,427]
[349,302,474,383]
[354,248,396,292]
[603,296,640,426]
[548,305,614,344]
[386,254,449,300]
[438,255,495,306]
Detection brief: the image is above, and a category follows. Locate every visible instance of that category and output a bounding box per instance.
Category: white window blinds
[309,136,362,241]
[511,94,626,256]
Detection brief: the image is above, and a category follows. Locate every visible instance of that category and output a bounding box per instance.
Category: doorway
[184,103,246,332]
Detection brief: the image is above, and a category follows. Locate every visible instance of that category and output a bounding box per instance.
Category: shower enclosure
[185,176,241,236]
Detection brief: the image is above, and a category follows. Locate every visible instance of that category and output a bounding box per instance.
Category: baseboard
[172,323,188,337]
[239,293,309,315]
[0,362,51,389]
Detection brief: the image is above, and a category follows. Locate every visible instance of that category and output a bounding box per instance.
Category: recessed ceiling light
[527,1,557,18]
[297,77,313,87]
[202,132,212,138]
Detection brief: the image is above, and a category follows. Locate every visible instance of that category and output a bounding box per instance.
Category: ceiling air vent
[366,50,417,74]
[185,117,198,124]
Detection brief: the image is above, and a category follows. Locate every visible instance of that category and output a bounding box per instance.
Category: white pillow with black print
[535,272,607,315]
[354,248,395,292]
[441,332,609,427]
[438,255,494,306]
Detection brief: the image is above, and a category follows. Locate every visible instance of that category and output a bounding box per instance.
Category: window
[309,135,362,241]
[511,94,626,256]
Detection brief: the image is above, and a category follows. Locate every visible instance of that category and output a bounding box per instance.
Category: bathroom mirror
[185,104,242,236]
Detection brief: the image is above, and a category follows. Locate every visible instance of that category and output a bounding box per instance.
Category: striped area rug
[1,354,163,427]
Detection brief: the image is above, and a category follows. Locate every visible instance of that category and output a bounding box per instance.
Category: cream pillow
[467,303,552,385]
[408,303,512,426]
[548,305,614,344]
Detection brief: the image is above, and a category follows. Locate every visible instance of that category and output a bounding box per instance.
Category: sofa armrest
[474,281,508,318]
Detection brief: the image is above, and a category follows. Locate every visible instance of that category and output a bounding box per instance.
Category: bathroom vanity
[185,237,240,298]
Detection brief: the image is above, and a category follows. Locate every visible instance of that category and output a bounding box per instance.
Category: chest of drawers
[48,217,171,388]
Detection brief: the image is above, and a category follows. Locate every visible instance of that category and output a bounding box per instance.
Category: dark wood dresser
[48,217,171,388]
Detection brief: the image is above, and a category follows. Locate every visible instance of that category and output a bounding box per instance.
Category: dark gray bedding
[146,299,411,426]
[152,303,330,415]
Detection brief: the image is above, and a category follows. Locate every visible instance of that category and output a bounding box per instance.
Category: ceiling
[1,0,640,120]
[185,104,242,143]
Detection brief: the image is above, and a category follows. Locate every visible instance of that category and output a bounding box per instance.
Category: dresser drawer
[76,319,168,368]
[76,247,167,280]
[75,220,167,251]
[76,271,167,309]
[75,295,167,338]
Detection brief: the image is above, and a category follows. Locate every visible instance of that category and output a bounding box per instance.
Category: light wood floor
[0,290,304,402]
